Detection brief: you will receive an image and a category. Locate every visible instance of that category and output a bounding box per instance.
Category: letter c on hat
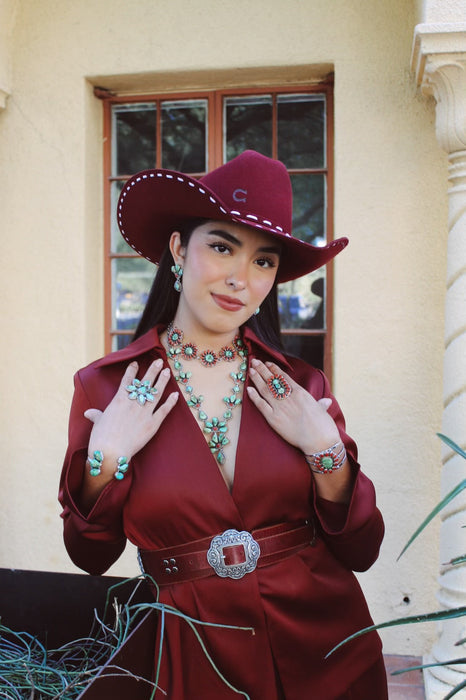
[233,188,247,203]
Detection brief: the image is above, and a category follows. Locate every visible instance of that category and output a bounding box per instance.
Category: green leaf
[326,606,466,658]
[397,478,466,560]
[444,678,466,699]
[390,659,466,699]
[391,657,466,676]
[437,433,466,460]
[449,555,466,566]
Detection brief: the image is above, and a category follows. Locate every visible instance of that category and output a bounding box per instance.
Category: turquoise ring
[267,374,292,400]
[126,378,158,406]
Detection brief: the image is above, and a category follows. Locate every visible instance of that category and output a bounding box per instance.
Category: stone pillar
[0,0,19,110]
[412,24,466,700]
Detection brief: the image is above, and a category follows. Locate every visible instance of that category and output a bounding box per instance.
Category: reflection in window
[113,257,155,350]
[224,96,273,160]
[277,94,325,169]
[279,271,326,332]
[161,100,207,172]
[290,173,326,247]
[282,334,324,369]
[113,104,156,176]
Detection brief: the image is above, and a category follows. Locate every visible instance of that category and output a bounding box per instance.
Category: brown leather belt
[138,520,316,586]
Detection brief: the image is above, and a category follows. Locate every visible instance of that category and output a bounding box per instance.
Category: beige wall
[0,0,449,656]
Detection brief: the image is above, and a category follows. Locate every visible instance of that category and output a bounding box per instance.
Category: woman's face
[169,220,281,337]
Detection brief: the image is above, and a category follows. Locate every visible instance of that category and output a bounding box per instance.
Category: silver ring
[126,378,157,406]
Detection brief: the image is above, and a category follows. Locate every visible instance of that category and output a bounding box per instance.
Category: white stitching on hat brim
[117,170,291,237]
[117,170,348,280]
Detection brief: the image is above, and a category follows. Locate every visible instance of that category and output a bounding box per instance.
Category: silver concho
[207,529,261,579]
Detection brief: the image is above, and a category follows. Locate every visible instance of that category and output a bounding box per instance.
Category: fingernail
[161,367,170,376]
[251,358,260,367]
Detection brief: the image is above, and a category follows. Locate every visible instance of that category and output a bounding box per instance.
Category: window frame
[101,81,335,376]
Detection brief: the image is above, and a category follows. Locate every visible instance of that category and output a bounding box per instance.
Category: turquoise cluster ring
[267,374,292,400]
[126,378,158,406]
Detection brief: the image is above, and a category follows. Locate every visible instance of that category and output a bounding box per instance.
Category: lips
[211,293,246,312]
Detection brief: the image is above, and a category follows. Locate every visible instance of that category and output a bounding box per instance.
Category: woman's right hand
[80,359,178,509]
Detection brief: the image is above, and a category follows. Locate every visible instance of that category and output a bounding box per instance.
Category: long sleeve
[294,363,385,572]
[58,370,130,575]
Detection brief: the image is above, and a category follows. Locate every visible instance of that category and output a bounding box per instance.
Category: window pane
[110,180,136,254]
[277,94,325,169]
[278,270,326,331]
[224,95,272,160]
[112,257,155,336]
[281,333,324,370]
[291,173,326,246]
[112,334,133,351]
[113,104,157,176]
[161,100,207,172]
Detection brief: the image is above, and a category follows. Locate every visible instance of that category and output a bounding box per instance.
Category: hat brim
[118,169,348,284]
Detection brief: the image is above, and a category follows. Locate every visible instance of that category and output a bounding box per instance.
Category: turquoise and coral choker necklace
[166,323,248,466]
[166,323,242,367]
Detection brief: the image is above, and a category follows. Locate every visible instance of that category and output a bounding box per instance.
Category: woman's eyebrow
[206,229,281,255]
[206,229,242,246]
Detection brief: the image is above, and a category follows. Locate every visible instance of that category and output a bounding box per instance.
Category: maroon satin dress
[59,326,388,699]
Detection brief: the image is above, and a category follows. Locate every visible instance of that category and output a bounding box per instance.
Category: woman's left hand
[246,359,341,455]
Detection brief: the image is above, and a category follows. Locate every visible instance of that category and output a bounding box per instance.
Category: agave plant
[328,433,466,700]
[0,575,254,699]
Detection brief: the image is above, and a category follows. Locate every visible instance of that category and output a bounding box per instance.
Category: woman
[59,150,388,699]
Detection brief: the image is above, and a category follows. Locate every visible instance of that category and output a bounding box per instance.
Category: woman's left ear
[169,231,186,265]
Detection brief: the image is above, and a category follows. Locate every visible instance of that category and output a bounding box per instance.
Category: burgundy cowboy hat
[117,150,348,283]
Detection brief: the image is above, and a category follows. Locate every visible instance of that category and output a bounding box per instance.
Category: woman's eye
[209,242,231,254]
[256,257,277,269]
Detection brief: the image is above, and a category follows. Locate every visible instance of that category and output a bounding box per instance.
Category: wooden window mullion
[272,93,278,160]
[103,99,113,354]
[155,99,161,169]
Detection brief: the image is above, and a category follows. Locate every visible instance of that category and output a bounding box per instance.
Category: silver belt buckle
[207,529,261,579]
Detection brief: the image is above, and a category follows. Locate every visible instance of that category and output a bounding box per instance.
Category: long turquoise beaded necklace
[166,323,248,466]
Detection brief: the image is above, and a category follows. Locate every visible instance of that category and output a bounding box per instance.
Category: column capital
[412,24,466,152]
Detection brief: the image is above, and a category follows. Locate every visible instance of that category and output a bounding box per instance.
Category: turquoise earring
[254,307,260,316]
[171,264,183,292]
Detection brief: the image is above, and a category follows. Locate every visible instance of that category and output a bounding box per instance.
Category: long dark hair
[133,219,284,353]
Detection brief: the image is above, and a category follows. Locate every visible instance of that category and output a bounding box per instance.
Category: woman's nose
[225,258,248,290]
[226,276,246,291]
[226,269,247,291]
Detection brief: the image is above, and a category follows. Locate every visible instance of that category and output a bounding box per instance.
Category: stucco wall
[0,0,449,656]
[417,0,466,23]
